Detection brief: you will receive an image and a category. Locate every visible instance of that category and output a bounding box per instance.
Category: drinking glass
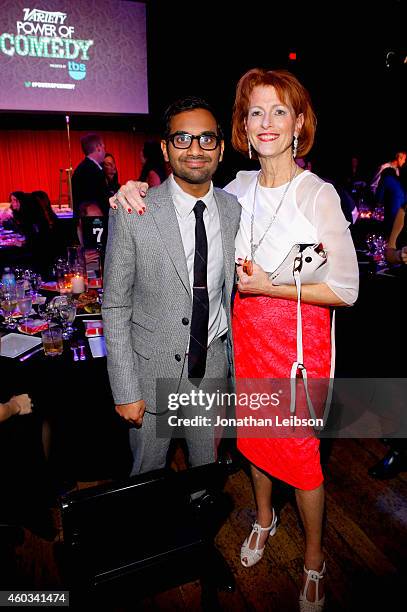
[36,300,52,322]
[18,296,32,325]
[365,233,376,255]
[373,234,387,265]
[59,302,77,339]
[30,273,42,301]
[41,326,63,357]
[16,279,26,299]
[1,291,18,329]
[55,260,71,294]
[67,246,86,271]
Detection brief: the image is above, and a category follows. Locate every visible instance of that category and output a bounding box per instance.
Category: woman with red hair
[228,68,358,610]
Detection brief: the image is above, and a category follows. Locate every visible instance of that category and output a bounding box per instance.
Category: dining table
[0,297,132,486]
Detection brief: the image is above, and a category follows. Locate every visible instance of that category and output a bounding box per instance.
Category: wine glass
[1,290,18,329]
[59,302,77,339]
[16,279,26,299]
[36,300,52,324]
[18,295,32,326]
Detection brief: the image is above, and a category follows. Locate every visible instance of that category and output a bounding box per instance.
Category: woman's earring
[292,135,298,158]
[248,138,252,160]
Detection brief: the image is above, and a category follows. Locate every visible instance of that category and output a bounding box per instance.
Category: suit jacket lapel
[148,180,192,299]
[214,189,236,297]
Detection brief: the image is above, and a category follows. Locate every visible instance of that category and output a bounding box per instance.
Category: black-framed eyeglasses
[167,132,221,151]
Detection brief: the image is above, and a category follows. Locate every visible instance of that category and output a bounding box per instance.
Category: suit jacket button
[182,318,189,325]
[175,354,182,362]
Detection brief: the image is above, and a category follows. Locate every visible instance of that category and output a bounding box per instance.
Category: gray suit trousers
[129,335,228,475]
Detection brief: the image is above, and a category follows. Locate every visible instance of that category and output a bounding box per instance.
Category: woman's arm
[236,262,347,306]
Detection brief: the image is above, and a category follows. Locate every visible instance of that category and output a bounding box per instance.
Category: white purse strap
[289,256,335,431]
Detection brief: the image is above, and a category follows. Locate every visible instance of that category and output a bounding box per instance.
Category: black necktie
[188,200,209,380]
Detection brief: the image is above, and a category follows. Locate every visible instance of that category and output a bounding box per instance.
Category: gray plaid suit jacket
[102,177,241,410]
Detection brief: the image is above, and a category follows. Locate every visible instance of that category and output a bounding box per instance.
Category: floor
[6,438,406,611]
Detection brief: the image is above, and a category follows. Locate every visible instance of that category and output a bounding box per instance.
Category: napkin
[19,319,48,335]
[88,336,107,358]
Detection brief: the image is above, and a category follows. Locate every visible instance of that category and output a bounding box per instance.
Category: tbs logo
[68,62,87,81]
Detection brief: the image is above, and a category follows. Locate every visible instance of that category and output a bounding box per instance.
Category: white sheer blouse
[225,170,359,305]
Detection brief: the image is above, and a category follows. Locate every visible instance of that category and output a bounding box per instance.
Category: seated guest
[31,190,58,231]
[2,190,64,275]
[103,152,121,198]
[31,190,66,272]
[2,191,29,233]
[368,205,407,479]
[375,167,406,235]
[385,203,407,265]
[27,191,66,276]
[77,201,107,251]
[370,149,406,194]
[0,394,56,541]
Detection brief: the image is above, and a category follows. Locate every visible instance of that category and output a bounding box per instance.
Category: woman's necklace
[249,164,299,264]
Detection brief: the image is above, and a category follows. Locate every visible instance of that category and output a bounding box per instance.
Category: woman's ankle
[304,552,325,571]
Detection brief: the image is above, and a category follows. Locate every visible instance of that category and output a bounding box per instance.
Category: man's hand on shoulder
[115,400,146,427]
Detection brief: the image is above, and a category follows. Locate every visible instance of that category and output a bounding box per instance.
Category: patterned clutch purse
[269,243,328,285]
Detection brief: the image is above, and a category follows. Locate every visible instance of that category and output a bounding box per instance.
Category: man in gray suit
[102,97,241,475]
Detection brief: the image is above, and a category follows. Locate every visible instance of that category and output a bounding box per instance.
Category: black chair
[59,462,234,609]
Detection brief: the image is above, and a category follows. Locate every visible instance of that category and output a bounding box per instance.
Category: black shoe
[201,545,235,594]
[368,450,405,479]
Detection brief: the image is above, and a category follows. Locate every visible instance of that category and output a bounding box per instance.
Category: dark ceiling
[1,0,405,174]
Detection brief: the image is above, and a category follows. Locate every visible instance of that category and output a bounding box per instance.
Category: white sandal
[240,508,277,567]
[299,561,326,611]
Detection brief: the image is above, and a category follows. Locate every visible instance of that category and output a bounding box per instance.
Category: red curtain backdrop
[0,130,158,203]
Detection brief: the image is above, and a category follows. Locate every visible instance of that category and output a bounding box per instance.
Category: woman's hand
[236,259,273,295]
[109,180,149,215]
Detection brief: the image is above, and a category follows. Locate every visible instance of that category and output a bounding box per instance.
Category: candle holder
[71,272,86,294]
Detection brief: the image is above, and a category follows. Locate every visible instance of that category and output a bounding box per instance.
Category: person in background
[103,152,121,199]
[370,149,406,194]
[2,191,29,233]
[0,393,56,541]
[2,191,59,274]
[138,140,168,186]
[385,202,407,266]
[72,133,108,218]
[367,203,407,479]
[29,191,64,275]
[31,191,58,232]
[375,167,406,235]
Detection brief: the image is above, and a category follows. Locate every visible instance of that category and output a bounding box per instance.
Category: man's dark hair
[80,133,103,156]
[163,96,223,140]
